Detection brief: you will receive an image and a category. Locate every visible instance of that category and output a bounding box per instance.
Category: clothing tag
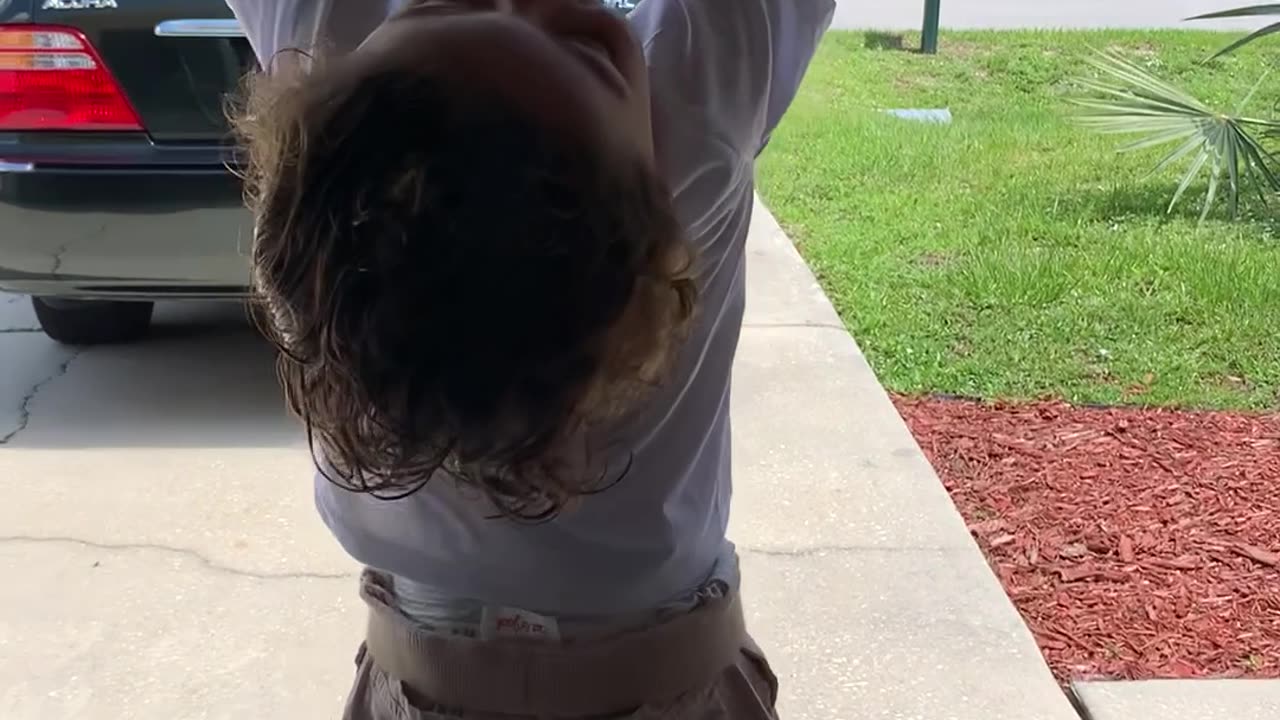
[481,606,561,642]
[416,619,480,640]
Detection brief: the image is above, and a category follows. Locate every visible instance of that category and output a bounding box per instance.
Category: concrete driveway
[0,295,364,719]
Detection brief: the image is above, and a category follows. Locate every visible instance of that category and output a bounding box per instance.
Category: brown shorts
[343,570,779,719]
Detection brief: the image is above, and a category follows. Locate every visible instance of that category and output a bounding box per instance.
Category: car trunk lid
[31,0,254,143]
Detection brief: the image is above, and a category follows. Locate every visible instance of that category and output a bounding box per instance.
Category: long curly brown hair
[230,58,696,519]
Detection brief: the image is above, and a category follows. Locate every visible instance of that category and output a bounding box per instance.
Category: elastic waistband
[360,569,747,716]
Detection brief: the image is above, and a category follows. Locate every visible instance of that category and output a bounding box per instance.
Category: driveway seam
[0,535,354,582]
[1067,685,1096,720]
[741,322,848,332]
[739,544,957,557]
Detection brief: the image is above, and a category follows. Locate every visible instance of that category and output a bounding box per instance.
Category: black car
[0,1,257,344]
[0,0,637,346]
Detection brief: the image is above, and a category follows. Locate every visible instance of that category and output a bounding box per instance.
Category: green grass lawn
[757,30,1280,410]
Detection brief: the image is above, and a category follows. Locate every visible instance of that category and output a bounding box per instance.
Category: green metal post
[922,0,941,54]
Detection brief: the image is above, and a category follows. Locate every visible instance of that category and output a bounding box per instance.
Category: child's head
[235,0,696,517]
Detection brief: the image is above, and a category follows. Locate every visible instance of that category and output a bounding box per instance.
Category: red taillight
[0,25,143,131]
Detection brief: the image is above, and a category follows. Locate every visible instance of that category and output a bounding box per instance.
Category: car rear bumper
[0,136,252,300]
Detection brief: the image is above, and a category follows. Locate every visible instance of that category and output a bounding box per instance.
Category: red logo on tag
[495,613,547,636]
[483,607,561,642]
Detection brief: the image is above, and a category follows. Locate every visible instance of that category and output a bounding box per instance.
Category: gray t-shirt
[227,0,834,616]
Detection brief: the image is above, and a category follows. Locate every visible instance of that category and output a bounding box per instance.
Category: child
[226,0,833,716]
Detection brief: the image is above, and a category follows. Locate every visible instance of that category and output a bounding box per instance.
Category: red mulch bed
[893,395,1280,682]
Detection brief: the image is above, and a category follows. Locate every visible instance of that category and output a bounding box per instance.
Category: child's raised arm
[225,0,396,70]
[633,0,835,157]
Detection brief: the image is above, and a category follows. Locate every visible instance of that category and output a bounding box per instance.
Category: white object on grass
[882,108,953,124]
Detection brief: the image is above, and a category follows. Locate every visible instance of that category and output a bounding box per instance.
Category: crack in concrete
[46,226,103,277]
[0,349,84,445]
[49,241,71,275]
[0,535,354,581]
[0,328,40,334]
[4,541,951,576]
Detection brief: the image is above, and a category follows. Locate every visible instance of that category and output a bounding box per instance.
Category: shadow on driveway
[1,301,300,449]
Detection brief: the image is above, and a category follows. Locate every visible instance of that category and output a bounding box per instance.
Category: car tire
[31,297,155,346]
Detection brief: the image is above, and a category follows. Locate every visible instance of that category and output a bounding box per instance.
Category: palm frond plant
[1187,3,1280,58]
[1073,49,1280,222]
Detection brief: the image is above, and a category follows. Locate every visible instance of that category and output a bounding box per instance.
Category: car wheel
[31,297,155,346]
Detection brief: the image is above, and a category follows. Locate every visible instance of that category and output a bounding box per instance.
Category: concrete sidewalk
[735,199,1077,719]
[833,0,1261,31]
[1072,680,1280,720]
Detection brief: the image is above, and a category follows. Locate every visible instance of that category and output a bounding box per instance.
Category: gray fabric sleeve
[224,0,396,70]
[632,0,835,156]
